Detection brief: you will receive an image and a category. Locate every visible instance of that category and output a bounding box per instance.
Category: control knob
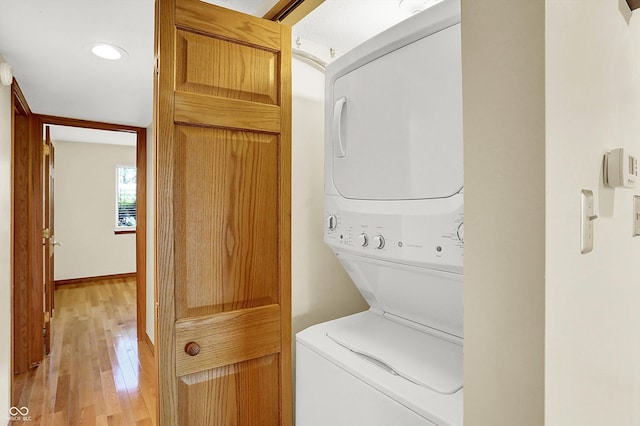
[327,215,337,231]
[357,233,368,247]
[372,235,385,249]
[457,223,464,243]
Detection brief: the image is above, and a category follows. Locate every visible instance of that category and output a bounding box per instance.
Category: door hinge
[42,228,50,239]
[155,56,159,75]
[44,311,50,323]
[155,302,159,320]
[43,144,50,156]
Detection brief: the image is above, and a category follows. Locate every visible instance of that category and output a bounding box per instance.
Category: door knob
[52,241,61,247]
[184,341,201,356]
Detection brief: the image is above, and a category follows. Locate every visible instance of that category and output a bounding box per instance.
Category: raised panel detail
[178,355,280,426]
[176,29,278,105]
[176,0,281,51]
[175,304,281,376]
[174,126,279,318]
[174,92,281,133]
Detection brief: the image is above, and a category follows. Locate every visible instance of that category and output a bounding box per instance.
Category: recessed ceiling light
[91,43,127,60]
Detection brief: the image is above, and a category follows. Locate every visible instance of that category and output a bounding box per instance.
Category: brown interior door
[12,90,44,375]
[155,0,292,424]
[43,125,55,354]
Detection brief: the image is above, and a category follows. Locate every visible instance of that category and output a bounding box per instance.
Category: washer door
[338,253,464,339]
[327,313,463,395]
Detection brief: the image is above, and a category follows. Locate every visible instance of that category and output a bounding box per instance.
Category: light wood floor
[12,278,157,425]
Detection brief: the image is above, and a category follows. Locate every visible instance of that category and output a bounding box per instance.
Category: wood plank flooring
[12,278,157,425]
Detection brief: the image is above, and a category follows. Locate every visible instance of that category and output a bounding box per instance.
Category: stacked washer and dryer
[295,1,463,425]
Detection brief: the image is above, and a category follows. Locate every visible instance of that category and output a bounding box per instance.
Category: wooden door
[43,125,55,354]
[154,0,292,424]
[12,83,44,375]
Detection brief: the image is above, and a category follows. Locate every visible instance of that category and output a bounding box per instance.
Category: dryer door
[331,23,462,201]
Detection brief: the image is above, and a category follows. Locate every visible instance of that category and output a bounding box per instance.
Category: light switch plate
[581,190,595,254]
[634,196,640,237]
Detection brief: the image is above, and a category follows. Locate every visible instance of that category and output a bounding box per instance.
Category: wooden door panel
[174,93,281,132]
[156,0,291,424]
[175,304,281,376]
[174,127,279,317]
[178,355,280,426]
[175,1,281,50]
[176,30,279,104]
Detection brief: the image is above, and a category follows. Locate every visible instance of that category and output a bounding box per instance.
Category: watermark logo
[9,406,32,422]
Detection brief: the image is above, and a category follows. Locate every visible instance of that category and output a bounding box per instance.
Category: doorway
[46,125,138,292]
[38,115,148,345]
[10,112,152,420]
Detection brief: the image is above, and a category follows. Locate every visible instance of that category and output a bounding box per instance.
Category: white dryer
[295,0,463,425]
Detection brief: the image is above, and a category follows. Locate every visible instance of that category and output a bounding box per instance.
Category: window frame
[115,163,137,234]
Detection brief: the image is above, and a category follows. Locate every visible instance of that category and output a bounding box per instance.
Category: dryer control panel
[324,194,463,273]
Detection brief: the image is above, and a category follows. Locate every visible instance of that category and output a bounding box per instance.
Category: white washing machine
[296,1,463,425]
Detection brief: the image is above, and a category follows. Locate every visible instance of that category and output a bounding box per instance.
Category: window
[116,165,136,232]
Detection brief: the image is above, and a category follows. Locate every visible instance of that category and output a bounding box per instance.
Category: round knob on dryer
[457,223,464,243]
[372,235,385,249]
[327,215,337,231]
[357,233,368,247]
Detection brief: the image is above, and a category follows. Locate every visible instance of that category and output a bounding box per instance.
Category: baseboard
[54,272,136,287]
[144,332,155,356]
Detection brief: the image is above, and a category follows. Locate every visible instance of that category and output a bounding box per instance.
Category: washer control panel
[324,195,464,272]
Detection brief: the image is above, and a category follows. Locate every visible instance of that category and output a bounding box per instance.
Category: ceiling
[0,0,422,143]
[293,0,424,58]
[0,0,155,128]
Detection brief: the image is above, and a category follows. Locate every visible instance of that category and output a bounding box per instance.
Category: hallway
[12,278,156,425]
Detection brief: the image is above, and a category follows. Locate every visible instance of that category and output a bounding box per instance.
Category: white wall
[291,57,367,338]
[53,140,137,280]
[462,0,640,424]
[462,1,546,424]
[0,55,12,423]
[545,1,640,424]
[146,125,155,344]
